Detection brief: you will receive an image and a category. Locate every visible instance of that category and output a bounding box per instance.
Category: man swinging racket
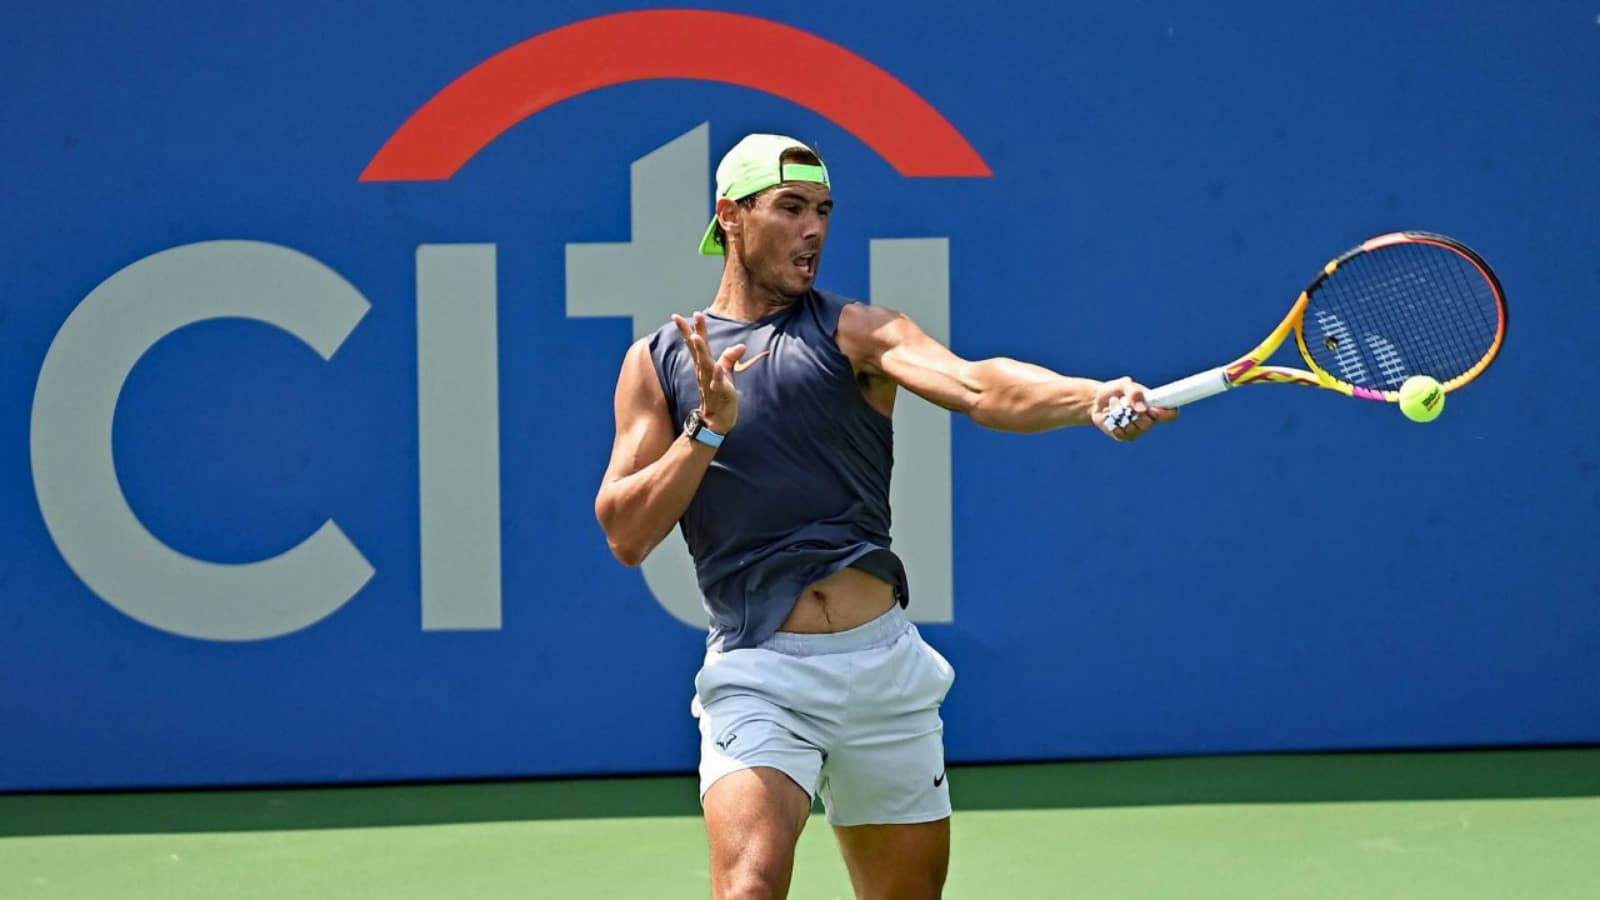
[595,134,1174,899]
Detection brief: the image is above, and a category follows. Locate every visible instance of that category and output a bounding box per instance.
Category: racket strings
[1375,242,1497,376]
[1302,241,1501,390]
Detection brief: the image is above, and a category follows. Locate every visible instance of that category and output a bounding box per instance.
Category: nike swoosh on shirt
[732,350,772,373]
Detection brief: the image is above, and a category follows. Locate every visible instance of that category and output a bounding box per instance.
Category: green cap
[698,134,830,256]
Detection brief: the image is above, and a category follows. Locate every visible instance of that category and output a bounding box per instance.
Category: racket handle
[1144,367,1232,409]
[1106,367,1230,429]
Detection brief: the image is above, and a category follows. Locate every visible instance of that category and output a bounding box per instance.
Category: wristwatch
[683,409,725,449]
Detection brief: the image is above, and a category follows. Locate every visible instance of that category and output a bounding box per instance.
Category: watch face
[684,410,701,434]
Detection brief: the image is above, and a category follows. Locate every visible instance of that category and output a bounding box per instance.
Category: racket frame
[1142,231,1506,411]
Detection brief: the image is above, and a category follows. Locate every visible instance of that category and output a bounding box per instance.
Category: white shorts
[691,606,956,826]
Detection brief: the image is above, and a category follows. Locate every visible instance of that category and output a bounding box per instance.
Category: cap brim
[698,217,725,256]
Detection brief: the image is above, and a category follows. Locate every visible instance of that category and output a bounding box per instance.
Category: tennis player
[596,134,1173,899]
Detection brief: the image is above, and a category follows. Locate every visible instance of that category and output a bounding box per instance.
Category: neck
[709,255,800,322]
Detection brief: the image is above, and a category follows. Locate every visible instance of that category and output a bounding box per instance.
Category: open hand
[672,312,746,433]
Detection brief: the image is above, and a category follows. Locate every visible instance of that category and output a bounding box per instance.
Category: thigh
[693,655,827,806]
[694,649,831,899]
[832,818,950,900]
[818,629,954,827]
[704,766,815,900]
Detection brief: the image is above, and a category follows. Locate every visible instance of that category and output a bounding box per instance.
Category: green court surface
[3,749,1597,899]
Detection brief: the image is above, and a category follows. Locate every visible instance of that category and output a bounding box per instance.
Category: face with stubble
[721,181,833,302]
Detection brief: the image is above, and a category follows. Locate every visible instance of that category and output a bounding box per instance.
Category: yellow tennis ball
[1398,375,1445,423]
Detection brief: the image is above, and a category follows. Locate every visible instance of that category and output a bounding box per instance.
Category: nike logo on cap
[732,350,771,373]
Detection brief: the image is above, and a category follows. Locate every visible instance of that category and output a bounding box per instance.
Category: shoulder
[646,318,683,353]
[615,329,677,409]
[799,289,856,328]
[616,336,660,387]
[812,289,858,315]
[809,289,887,341]
[833,298,916,367]
[640,319,692,376]
[835,298,904,334]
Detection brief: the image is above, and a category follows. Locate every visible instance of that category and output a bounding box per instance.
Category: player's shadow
[2,747,1596,836]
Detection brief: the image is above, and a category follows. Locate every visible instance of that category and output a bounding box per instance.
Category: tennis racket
[1108,230,1506,427]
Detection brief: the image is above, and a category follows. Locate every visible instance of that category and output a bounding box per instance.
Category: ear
[715,197,742,246]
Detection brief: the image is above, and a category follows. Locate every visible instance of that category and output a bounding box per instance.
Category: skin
[595,176,1174,899]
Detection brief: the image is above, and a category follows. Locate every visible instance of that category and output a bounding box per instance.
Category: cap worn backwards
[698,134,831,257]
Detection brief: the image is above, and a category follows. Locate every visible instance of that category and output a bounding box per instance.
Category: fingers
[1129,403,1179,433]
[672,313,713,358]
[1092,376,1131,412]
[1095,377,1174,441]
[692,313,715,373]
[708,342,744,400]
[671,313,695,345]
[1115,410,1157,440]
[672,313,716,390]
[1123,383,1149,417]
[675,314,745,373]
[1092,377,1131,435]
[671,314,702,369]
[672,313,742,432]
[717,343,748,371]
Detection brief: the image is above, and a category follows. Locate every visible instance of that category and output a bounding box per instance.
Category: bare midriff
[777,565,897,634]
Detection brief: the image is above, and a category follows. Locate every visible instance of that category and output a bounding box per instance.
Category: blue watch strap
[692,423,724,448]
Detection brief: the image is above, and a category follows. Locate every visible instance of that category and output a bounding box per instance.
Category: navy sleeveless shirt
[648,290,907,650]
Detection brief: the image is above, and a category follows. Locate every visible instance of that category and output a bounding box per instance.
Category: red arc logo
[361,10,991,182]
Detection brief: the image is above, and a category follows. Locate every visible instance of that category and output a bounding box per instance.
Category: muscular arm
[836,302,1171,437]
[593,339,717,566]
[596,314,748,566]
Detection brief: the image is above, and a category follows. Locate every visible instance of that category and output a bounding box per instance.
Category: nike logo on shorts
[934,771,946,787]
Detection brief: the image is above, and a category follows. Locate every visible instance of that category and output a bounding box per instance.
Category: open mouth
[792,252,816,277]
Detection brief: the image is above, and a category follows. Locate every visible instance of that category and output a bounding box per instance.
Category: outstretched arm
[594,314,746,566]
[836,303,1173,440]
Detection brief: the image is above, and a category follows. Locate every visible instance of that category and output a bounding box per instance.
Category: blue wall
[3,1,1597,790]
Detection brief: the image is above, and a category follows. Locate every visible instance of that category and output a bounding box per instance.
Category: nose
[801,208,825,242]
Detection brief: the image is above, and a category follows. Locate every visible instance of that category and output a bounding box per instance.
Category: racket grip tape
[1144,367,1232,408]
[1106,367,1230,429]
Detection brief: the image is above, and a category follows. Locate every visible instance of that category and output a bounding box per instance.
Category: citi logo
[30,11,988,642]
